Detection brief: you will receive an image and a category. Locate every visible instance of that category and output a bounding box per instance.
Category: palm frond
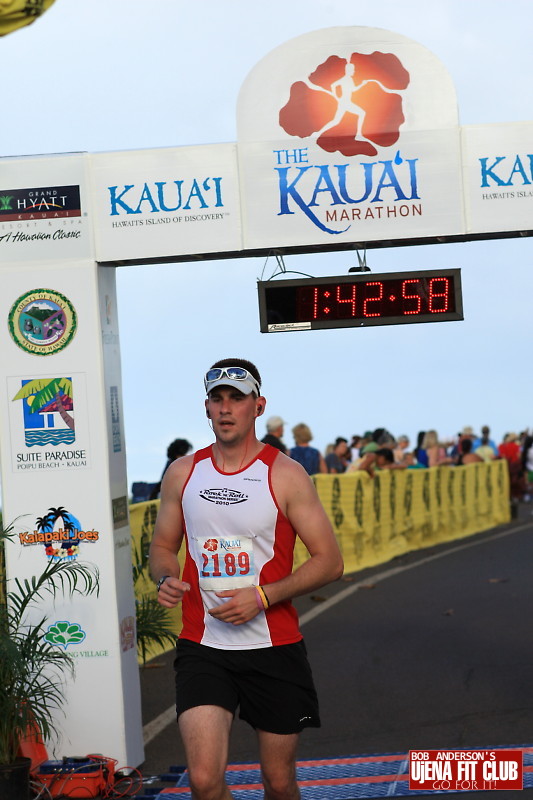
[135,595,177,666]
[7,559,99,627]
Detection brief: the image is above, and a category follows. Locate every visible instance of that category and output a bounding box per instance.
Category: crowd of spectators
[275,421,533,502]
[136,422,533,506]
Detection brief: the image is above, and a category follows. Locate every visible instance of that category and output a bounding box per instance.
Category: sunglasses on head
[204,367,261,393]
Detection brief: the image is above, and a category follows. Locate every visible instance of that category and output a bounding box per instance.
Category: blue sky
[2,0,532,484]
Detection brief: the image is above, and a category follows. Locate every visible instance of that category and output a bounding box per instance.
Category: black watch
[156,575,170,592]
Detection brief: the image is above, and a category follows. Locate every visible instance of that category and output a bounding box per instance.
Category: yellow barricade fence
[299,460,510,572]
[130,461,510,661]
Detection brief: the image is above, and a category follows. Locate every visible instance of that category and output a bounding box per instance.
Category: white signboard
[0,153,94,262]
[462,121,533,234]
[237,26,465,250]
[7,371,91,475]
[91,144,242,263]
[0,260,143,765]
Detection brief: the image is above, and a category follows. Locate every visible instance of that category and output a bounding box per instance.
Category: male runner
[149,358,343,800]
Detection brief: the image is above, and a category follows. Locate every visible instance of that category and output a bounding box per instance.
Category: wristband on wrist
[254,587,264,611]
[156,575,170,592]
[256,585,270,610]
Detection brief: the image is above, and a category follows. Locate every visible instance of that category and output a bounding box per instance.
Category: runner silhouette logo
[279,52,410,158]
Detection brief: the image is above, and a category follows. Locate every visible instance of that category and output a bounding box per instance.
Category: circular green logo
[8,288,77,355]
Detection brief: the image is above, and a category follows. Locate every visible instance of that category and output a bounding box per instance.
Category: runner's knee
[188,764,227,800]
[262,765,299,800]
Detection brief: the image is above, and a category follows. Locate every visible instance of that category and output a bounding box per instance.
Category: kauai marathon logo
[199,488,248,505]
[19,506,100,562]
[203,538,245,553]
[275,50,421,234]
[10,376,87,470]
[8,288,77,355]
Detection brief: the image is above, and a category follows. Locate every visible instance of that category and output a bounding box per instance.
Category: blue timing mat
[150,746,533,799]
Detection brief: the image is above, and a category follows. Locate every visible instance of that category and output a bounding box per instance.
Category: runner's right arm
[148,455,193,608]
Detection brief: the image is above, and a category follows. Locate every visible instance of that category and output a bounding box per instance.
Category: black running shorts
[174,638,321,735]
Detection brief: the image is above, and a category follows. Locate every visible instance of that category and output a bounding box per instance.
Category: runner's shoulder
[162,454,195,496]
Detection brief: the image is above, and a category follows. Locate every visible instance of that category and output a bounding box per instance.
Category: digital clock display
[258,269,463,332]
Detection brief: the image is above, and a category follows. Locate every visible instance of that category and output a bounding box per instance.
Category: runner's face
[206,386,259,444]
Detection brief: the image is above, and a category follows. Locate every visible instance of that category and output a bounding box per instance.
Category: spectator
[422,430,453,467]
[499,433,525,501]
[457,438,483,465]
[261,415,287,454]
[473,425,498,461]
[498,432,521,462]
[357,431,374,453]
[521,434,533,501]
[456,426,476,458]
[149,438,193,500]
[413,431,428,467]
[325,437,349,473]
[349,435,362,462]
[402,452,426,469]
[461,425,476,441]
[372,427,395,447]
[393,435,410,464]
[375,448,404,470]
[290,423,327,475]
[354,450,376,476]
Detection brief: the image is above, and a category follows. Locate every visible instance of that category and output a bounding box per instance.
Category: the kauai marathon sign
[235,26,465,250]
[36,26,529,265]
[3,28,532,264]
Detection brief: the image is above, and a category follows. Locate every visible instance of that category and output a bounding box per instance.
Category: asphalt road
[139,504,533,798]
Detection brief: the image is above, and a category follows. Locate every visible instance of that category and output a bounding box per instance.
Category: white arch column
[0,153,143,765]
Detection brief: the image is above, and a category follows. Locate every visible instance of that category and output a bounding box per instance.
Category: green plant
[132,515,177,666]
[0,521,99,765]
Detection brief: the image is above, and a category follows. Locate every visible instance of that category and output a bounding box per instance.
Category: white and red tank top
[179,444,302,649]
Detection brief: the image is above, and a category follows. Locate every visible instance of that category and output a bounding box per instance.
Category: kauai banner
[237,26,465,251]
[462,121,533,236]
[295,461,510,574]
[90,144,243,264]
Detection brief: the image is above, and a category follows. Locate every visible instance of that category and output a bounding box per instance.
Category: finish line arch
[0,25,531,766]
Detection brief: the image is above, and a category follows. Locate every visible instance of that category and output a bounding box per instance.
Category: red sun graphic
[204,538,218,552]
[279,51,410,158]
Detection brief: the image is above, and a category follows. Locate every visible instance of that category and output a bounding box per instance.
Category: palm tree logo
[12,377,75,447]
[36,506,82,562]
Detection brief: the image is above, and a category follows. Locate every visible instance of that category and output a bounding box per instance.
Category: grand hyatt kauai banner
[130,461,510,659]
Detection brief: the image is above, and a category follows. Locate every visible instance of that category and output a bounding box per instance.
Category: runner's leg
[179,705,234,800]
[257,729,300,800]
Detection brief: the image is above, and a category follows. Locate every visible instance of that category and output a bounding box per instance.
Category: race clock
[258,269,463,332]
